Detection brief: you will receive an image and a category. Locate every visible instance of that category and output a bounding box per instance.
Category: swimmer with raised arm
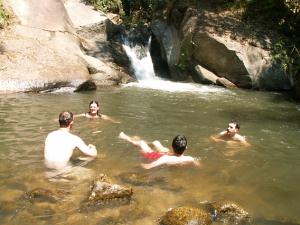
[44,111,97,169]
[75,100,120,123]
[210,121,250,146]
[119,132,200,169]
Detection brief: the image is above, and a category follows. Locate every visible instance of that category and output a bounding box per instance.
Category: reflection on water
[0,86,300,225]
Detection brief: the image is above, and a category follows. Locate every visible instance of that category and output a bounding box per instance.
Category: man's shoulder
[233,134,246,141]
[47,130,79,139]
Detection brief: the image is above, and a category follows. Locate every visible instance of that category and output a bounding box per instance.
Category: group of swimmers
[44,100,250,170]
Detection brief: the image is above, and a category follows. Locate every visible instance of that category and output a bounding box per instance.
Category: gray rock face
[7,0,73,32]
[151,4,291,91]
[0,0,131,93]
[0,26,90,92]
[0,0,92,92]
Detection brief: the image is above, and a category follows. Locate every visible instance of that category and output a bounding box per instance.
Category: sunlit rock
[160,206,212,225]
[194,65,219,84]
[80,174,133,211]
[216,77,238,89]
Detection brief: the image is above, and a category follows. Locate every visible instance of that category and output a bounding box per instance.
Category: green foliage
[0,1,10,29]
[272,41,300,78]
[219,0,300,79]
[86,0,122,13]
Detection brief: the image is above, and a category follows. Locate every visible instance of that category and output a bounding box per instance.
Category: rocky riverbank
[0,0,132,93]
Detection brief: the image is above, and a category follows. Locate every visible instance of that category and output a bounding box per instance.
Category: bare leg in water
[119,132,170,154]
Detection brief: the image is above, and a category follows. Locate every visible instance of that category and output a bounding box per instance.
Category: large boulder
[0,0,132,93]
[0,0,93,92]
[151,3,291,91]
[64,0,132,86]
[0,26,91,92]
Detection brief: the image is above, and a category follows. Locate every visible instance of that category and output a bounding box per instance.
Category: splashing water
[122,37,157,81]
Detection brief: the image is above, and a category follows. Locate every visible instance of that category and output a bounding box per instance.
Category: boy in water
[210,121,250,146]
[119,132,200,169]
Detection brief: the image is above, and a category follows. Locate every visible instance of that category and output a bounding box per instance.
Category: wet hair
[230,121,240,130]
[89,100,100,116]
[59,111,73,127]
[172,135,187,155]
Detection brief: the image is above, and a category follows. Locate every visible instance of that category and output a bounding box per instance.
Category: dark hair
[230,121,240,130]
[59,111,73,127]
[89,100,100,116]
[172,135,187,155]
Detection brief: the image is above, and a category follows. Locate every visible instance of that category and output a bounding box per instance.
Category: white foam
[122,79,229,94]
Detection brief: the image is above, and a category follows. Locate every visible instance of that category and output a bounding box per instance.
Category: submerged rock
[117,171,166,186]
[80,174,133,211]
[160,206,212,225]
[203,200,251,225]
[23,188,61,204]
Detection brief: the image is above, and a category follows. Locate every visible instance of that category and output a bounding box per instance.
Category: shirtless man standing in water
[210,121,250,147]
[119,132,200,169]
[44,111,97,170]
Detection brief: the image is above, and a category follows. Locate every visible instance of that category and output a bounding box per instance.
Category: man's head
[227,122,240,135]
[172,135,187,155]
[58,111,73,128]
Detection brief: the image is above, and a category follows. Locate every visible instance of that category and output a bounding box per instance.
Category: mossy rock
[80,174,133,211]
[24,188,61,203]
[160,206,212,225]
[205,200,251,224]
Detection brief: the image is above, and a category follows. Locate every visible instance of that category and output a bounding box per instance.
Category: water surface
[0,84,299,225]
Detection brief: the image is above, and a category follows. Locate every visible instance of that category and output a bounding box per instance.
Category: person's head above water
[88,100,100,116]
[227,121,240,135]
[172,135,187,155]
[59,111,73,128]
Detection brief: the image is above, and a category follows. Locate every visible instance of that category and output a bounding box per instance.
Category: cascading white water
[122,37,158,81]
[122,37,229,94]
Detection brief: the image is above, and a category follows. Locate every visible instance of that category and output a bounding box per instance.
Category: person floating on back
[119,132,200,169]
[210,121,250,147]
[74,100,120,123]
[44,111,97,170]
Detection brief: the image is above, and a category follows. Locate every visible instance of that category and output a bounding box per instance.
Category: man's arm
[75,136,97,157]
[101,114,120,123]
[210,131,227,143]
[73,113,86,118]
[233,134,251,147]
[141,156,200,169]
[141,156,169,169]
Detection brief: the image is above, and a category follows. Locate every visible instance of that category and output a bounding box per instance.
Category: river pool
[0,83,299,225]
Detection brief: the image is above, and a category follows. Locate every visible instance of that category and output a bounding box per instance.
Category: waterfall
[122,37,159,81]
[122,37,229,94]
